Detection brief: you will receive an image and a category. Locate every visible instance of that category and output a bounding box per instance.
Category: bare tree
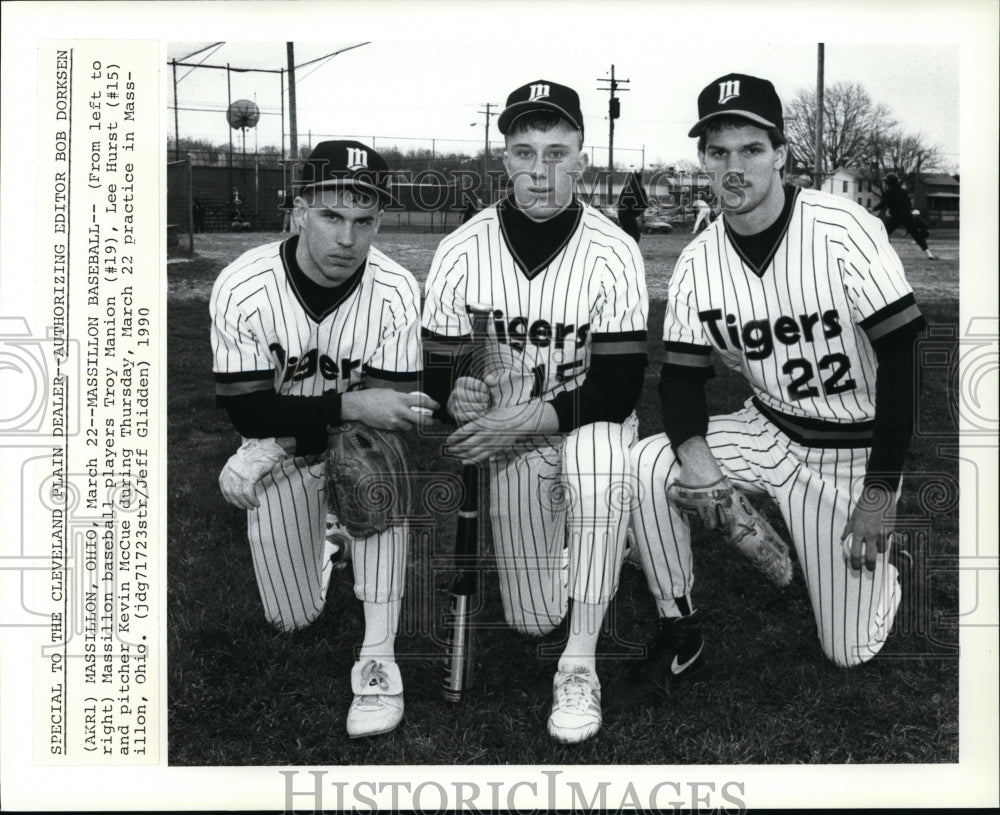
[784,82,896,182]
[860,130,945,191]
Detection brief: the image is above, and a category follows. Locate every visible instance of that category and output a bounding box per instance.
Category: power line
[176,42,225,63]
[170,104,282,116]
[178,43,225,83]
[295,42,370,72]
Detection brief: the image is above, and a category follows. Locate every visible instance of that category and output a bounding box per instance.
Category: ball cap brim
[498,79,584,136]
[298,140,398,206]
[688,73,783,138]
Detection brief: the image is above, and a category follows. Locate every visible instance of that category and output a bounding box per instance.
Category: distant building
[822,167,878,209]
[821,167,959,227]
[908,172,960,226]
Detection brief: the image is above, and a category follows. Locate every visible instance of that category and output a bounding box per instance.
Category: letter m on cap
[346,147,369,169]
[529,83,550,100]
[718,80,740,104]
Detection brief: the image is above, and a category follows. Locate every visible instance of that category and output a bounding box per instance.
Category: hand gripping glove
[326,422,412,538]
[667,476,793,587]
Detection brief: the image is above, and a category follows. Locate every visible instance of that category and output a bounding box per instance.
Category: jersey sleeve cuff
[860,293,926,344]
[591,330,648,356]
[363,366,420,390]
[663,340,715,379]
[214,369,275,398]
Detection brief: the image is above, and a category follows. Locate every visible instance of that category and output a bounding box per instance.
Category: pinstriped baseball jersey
[211,236,421,631]
[664,187,922,428]
[422,203,648,399]
[632,184,920,666]
[423,199,648,634]
[211,238,422,398]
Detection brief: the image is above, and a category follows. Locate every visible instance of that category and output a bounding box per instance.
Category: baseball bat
[441,462,480,702]
[441,304,493,703]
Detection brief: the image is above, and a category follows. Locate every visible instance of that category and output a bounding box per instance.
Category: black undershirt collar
[281,235,366,322]
[498,195,583,279]
[724,185,799,277]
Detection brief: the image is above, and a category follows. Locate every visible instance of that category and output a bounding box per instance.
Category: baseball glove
[667,477,793,587]
[326,422,412,538]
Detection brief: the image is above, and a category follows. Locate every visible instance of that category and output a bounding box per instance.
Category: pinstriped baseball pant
[630,402,901,667]
[489,416,639,636]
[246,455,406,632]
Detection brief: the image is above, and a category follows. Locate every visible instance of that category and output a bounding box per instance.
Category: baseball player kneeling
[611,74,925,706]
[422,80,649,744]
[210,141,437,738]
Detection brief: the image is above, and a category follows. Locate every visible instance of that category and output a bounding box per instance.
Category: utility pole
[477,102,498,200]
[172,60,180,160]
[226,63,233,196]
[287,43,298,161]
[814,43,824,190]
[597,65,629,205]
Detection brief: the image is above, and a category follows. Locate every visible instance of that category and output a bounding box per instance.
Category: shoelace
[360,660,390,692]
[556,672,596,711]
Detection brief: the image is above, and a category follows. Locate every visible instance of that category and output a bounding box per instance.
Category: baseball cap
[298,140,396,206]
[688,73,783,138]
[498,80,584,136]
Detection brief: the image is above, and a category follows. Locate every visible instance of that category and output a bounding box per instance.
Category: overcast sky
[166,39,960,171]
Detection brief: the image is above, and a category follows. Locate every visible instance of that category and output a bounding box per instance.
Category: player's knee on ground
[818,605,898,668]
[819,637,885,669]
[263,602,324,633]
[504,606,565,637]
[816,570,900,669]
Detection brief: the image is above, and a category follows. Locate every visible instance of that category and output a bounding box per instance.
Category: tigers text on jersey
[421,204,648,399]
[663,187,922,427]
[210,238,422,399]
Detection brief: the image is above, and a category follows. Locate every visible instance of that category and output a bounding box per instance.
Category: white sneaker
[346,659,404,738]
[547,665,602,744]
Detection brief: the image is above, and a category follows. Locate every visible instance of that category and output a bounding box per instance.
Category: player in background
[871,173,936,259]
[210,141,437,737]
[617,170,650,243]
[421,80,649,744]
[910,209,932,244]
[611,74,925,706]
[691,196,712,233]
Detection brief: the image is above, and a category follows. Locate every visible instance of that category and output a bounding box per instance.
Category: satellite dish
[227,99,260,131]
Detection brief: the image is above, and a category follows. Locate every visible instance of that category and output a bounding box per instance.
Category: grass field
[167,226,960,766]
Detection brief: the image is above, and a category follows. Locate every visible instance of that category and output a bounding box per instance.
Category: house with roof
[822,167,879,209]
[908,172,960,226]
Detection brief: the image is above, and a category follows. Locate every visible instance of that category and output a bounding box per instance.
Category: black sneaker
[607,612,705,708]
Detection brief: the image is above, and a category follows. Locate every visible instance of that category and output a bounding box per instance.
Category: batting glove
[448,376,491,424]
[219,437,289,510]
